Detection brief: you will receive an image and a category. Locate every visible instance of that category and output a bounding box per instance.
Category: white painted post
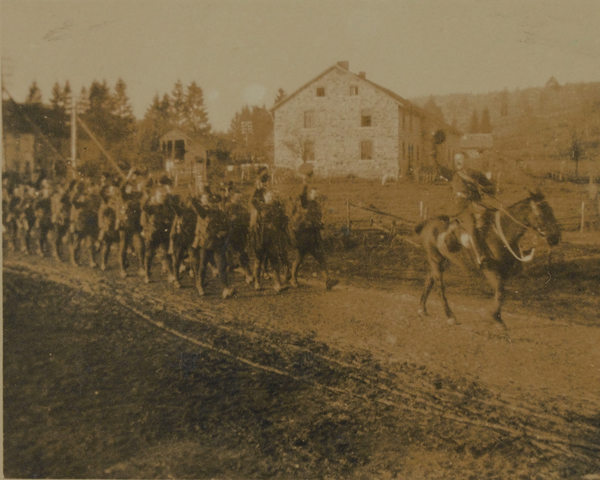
[419,201,424,220]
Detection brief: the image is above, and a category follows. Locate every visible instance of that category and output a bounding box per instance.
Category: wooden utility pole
[76,117,126,179]
[71,102,77,179]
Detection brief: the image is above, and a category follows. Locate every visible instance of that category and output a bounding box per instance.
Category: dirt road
[3,254,600,479]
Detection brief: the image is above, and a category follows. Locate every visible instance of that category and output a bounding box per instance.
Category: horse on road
[415,190,561,328]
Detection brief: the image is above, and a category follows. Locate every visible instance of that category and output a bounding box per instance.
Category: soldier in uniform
[450,152,497,267]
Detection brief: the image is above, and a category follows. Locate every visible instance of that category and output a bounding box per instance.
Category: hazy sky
[2,0,600,131]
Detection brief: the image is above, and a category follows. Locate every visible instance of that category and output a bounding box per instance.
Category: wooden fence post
[346,199,350,230]
[581,202,585,232]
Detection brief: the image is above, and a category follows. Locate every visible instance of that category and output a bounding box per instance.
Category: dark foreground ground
[3,246,600,479]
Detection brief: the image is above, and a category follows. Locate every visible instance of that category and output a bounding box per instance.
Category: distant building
[159,128,207,186]
[272,61,461,179]
[2,99,69,180]
[459,133,494,159]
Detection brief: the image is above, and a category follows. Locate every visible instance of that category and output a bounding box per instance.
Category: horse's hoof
[447,317,458,326]
[290,280,299,288]
[100,264,106,272]
[119,270,128,279]
[254,282,262,291]
[418,308,428,317]
[167,274,176,283]
[189,269,195,278]
[137,268,146,277]
[143,276,150,284]
[245,274,254,285]
[173,281,181,289]
[197,287,205,297]
[222,287,236,300]
[274,284,288,294]
[325,279,339,290]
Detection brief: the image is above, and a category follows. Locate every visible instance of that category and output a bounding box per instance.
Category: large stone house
[272,61,461,179]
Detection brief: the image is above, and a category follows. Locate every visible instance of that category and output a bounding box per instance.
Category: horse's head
[527,189,561,246]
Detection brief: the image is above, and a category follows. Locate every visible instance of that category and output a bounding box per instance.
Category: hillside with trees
[412,79,600,179]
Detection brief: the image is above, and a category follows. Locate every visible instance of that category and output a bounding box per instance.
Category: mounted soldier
[117,168,146,278]
[32,179,54,257]
[192,191,235,299]
[49,179,76,260]
[288,174,338,290]
[68,179,101,267]
[449,152,497,267]
[98,175,121,271]
[140,175,176,284]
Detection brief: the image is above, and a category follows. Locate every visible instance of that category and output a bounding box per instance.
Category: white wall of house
[274,66,401,179]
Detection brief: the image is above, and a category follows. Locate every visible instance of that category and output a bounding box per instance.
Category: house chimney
[337,61,349,70]
[358,71,366,79]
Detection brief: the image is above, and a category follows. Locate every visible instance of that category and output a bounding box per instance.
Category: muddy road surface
[3,253,600,479]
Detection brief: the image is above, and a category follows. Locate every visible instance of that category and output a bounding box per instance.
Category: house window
[350,86,358,96]
[360,140,373,160]
[402,142,406,160]
[304,110,316,128]
[304,140,315,162]
[167,140,173,157]
[174,139,186,160]
[361,110,372,127]
[316,87,325,97]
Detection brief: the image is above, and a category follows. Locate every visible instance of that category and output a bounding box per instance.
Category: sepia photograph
[2,1,600,478]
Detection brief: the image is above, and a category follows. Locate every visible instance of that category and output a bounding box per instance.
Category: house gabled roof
[271,63,461,135]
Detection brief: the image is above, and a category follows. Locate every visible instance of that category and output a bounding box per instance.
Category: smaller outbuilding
[159,128,208,187]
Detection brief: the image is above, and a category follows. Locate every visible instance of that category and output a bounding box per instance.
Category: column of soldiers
[2,167,337,299]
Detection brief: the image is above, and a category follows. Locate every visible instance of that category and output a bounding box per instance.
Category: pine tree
[469,109,480,134]
[183,81,211,138]
[63,81,72,113]
[499,88,509,117]
[273,88,287,106]
[50,82,64,110]
[424,95,445,122]
[170,80,186,127]
[113,78,134,119]
[77,86,90,114]
[26,81,42,104]
[480,107,492,133]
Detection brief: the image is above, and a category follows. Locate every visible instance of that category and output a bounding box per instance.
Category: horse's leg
[483,269,507,328]
[290,248,304,288]
[88,234,98,268]
[253,250,263,291]
[118,230,128,277]
[70,232,80,267]
[437,268,457,324]
[418,272,434,316]
[196,248,209,296]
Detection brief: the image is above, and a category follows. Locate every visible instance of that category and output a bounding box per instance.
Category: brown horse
[414,190,561,328]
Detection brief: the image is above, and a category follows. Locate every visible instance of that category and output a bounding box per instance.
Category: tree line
[5,79,287,179]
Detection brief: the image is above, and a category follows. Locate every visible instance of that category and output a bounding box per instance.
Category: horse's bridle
[493,210,535,262]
